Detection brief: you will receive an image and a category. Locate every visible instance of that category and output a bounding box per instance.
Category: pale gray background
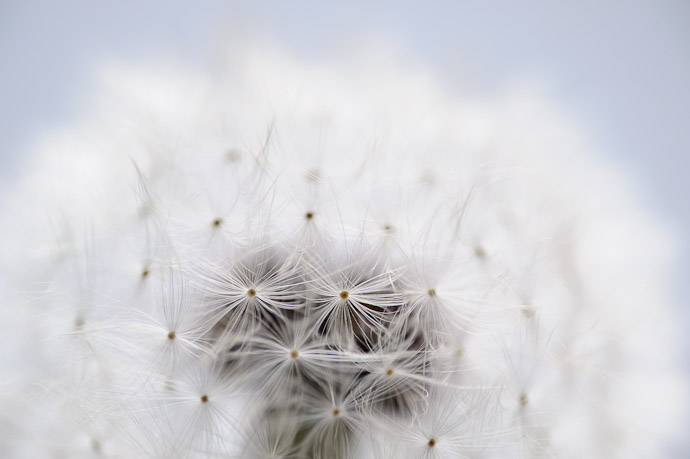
[1,0,688,455]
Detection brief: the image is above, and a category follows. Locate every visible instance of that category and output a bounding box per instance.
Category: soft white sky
[1,0,689,452]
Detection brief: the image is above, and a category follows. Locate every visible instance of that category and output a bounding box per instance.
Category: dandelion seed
[473,246,486,259]
[519,393,528,406]
[305,168,321,182]
[521,305,536,319]
[226,148,241,162]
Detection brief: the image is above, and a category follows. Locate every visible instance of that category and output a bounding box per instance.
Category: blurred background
[1,0,688,455]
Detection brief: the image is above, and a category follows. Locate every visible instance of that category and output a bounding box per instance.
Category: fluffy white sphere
[0,41,684,458]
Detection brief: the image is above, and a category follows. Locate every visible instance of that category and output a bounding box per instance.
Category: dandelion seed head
[0,38,683,459]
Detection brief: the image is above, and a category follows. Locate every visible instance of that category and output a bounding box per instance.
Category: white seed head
[0,40,685,459]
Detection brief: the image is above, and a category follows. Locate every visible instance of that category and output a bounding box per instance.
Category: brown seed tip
[522,305,536,319]
[428,438,436,448]
[141,268,149,278]
[226,148,241,162]
[247,288,256,297]
[200,394,209,403]
[385,368,394,377]
[212,218,222,227]
[332,408,340,417]
[519,393,528,406]
[290,349,299,360]
[305,211,314,220]
[474,246,486,259]
[339,290,349,300]
[167,331,176,340]
[427,288,436,297]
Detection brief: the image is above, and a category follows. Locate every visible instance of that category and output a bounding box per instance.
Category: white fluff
[0,40,685,458]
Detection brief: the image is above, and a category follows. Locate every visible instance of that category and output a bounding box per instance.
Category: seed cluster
[0,44,678,459]
[200,243,447,454]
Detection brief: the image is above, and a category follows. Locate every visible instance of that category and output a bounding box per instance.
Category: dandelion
[0,39,684,459]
